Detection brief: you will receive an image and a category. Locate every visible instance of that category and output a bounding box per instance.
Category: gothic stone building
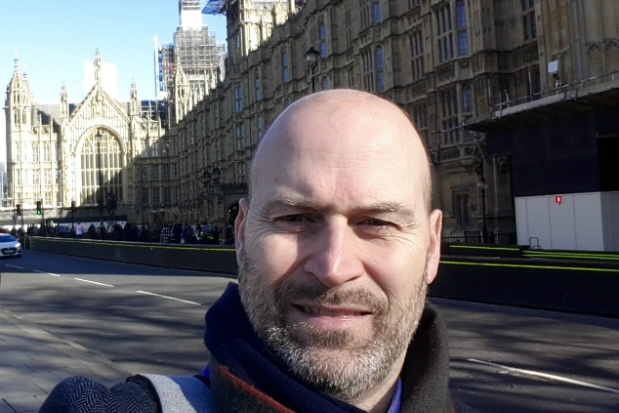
[159,0,548,237]
[4,52,164,220]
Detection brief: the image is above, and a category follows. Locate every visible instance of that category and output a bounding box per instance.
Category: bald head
[250,90,433,211]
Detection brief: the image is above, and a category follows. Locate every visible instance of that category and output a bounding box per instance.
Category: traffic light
[36,200,42,215]
[16,203,21,216]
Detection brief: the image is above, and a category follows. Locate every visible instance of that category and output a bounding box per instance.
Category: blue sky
[0,0,227,104]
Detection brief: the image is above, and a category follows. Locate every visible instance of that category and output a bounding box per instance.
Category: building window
[236,161,246,184]
[284,98,291,108]
[372,0,381,25]
[141,166,148,181]
[361,49,374,92]
[409,0,421,8]
[152,188,160,205]
[436,4,454,63]
[163,164,170,180]
[319,20,328,58]
[164,187,171,203]
[440,87,459,145]
[255,72,262,102]
[322,77,329,90]
[257,116,265,141]
[80,132,123,205]
[43,143,50,162]
[453,191,470,227]
[462,85,473,113]
[360,0,371,29]
[234,84,243,112]
[32,143,39,162]
[375,47,385,92]
[282,50,290,83]
[345,10,352,48]
[413,103,428,131]
[410,29,424,81]
[141,188,149,204]
[456,1,468,56]
[151,165,159,180]
[522,0,537,41]
[236,124,244,150]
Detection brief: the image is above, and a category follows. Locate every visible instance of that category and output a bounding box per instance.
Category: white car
[0,234,22,258]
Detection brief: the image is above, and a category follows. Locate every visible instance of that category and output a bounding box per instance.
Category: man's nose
[303,220,363,287]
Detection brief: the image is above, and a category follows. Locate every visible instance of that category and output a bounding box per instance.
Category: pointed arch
[76,127,125,206]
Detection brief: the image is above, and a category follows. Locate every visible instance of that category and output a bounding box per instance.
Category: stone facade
[4,52,163,219]
[160,0,549,237]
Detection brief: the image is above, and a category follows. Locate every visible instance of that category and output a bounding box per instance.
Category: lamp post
[305,46,320,93]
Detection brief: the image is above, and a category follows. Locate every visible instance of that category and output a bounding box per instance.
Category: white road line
[467,358,619,395]
[34,270,61,277]
[74,278,114,288]
[136,290,200,306]
[5,264,24,270]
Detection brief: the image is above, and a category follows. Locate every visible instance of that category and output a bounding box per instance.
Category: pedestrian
[211,224,220,245]
[40,90,476,412]
[75,222,84,238]
[159,223,172,244]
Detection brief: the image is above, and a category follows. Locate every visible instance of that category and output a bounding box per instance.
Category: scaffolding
[158,1,226,96]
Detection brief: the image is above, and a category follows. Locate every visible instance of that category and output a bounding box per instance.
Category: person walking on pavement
[159,223,172,244]
[75,222,84,238]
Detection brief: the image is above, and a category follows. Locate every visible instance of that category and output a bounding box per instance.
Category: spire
[94,49,101,86]
[60,83,69,117]
[130,79,139,116]
[13,49,20,76]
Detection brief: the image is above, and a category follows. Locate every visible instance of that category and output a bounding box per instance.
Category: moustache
[274,281,387,316]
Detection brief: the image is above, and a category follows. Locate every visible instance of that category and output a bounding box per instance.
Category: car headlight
[15,243,21,249]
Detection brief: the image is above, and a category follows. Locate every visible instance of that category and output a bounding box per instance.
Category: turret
[6,53,34,131]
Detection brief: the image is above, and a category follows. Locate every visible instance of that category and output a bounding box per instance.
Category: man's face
[236,96,442,403]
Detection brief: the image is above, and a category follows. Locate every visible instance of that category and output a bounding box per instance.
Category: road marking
[467,359,619,395]
[33,270,61,277]
[136,290,200,306]
[5,264,24,270]
[74,278,114,288]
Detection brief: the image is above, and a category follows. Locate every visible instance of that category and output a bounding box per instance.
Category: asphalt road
[1,250,618,412]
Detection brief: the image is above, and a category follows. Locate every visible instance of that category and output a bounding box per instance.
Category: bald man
[41,90,475,413]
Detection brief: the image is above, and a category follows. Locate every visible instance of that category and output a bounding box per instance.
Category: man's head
[234,90,442,410]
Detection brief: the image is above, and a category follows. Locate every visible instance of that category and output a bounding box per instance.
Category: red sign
[555,196,562,204]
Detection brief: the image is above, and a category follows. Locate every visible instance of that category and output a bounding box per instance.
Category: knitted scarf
[203,283,453,413]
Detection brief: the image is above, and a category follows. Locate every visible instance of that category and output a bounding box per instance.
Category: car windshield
[0,235,16,242]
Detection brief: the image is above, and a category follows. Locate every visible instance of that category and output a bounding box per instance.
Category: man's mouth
[293,304,371,317]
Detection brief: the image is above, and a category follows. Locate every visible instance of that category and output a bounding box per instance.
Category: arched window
[80,130,123,205]
[282,50,290,83]
[14,109,20,125]
[375,47,385,92]
[462,84,472,113]
[319,20,328,58]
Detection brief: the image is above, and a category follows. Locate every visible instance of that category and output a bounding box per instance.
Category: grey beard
[237,243,429,402]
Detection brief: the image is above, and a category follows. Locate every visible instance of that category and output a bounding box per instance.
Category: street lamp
[305,46,320,93]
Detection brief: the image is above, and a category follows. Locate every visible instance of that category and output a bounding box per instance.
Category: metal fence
[442,231,517,245]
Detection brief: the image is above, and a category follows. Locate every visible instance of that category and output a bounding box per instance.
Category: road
[1,251,618,412]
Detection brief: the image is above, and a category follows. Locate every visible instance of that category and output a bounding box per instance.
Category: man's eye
[276,215,310,223]
[361,218,389,226]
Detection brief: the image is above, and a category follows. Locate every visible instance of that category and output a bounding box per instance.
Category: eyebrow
[260,197,417,221]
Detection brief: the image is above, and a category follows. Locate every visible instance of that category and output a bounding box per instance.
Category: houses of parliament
[5,0,619,241]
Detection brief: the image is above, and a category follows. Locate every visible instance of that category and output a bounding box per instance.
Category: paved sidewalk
[0,309,129,413]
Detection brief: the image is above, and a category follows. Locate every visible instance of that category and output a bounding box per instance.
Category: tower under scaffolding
[158,0,226,99]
